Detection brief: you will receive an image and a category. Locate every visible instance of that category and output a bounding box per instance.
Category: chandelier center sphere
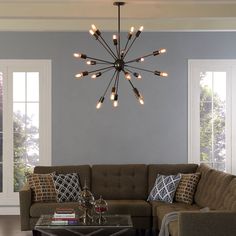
[114,59,125,71]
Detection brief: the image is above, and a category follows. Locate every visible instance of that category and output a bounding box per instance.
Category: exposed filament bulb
[73,53,87,59]
[87,60,96,65]
[91,72,102,79]
[96,97,104,109]
[125,72,131,80]
[113,94,118,107]
[110,87,116,100]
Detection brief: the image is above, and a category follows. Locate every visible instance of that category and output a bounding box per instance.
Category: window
[0,60,51,208]
[188,60,236,174]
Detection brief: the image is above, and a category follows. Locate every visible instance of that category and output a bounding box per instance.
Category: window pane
[13,72,26,102]
[13,132,27,162]
[27,72,39,102]
[26,133,39,167]
[26,103,39,131]
[200,71,226,171]
[0,72,3,132]
[0,164,2,192]
[13,103,26,132]
[14,162,33,192]
[0,133,2,162]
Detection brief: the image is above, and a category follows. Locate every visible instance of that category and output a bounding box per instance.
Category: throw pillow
[26,172,56,202]
[175,172,201,204]
[52,173,81,202]
[147,174,181,203]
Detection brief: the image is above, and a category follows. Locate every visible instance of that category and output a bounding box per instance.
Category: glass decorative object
[78,181,95,224]
[94,195,108,224]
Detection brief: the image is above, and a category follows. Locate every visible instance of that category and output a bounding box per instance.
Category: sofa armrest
[179,211,236,236]
[19,183,32,231]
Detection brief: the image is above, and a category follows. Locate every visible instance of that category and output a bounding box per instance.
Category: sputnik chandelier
[74,1,168,109]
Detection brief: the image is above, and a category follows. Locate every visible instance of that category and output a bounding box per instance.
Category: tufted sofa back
[194,164,235,210]
[91,164,148,200]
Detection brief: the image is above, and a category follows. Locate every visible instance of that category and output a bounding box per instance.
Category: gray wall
[0,32,235,165]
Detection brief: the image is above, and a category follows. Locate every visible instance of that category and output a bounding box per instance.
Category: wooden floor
[0,216,32,236]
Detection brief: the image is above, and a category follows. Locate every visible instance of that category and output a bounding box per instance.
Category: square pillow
[52,173,81,202]
[26,172,56,202]
[148,174,181,203]
[175,172,201,204]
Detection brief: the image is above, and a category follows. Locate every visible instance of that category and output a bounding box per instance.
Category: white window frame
[188,59,236,174]
[0,60,51,210]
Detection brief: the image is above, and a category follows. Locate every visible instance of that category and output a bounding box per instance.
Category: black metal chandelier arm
[127,79,135,89]
[126,65,154,74]
[125,52,153,64]
[97,36,118,60]
[123,36,138,59]
[125,49,166,64]
[101,70,117,97]
[88,66,115,75]
[86,56,114,64]
[117,3,121,59]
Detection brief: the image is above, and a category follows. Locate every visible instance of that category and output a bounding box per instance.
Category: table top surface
[35,214,133,229]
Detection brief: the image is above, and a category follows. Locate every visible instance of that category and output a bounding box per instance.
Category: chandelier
[74,1,168,109]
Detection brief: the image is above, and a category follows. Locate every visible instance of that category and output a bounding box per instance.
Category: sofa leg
[32,230,41,236]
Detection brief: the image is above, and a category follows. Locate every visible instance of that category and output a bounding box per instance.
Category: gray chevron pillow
[52,173,81,202]
[148,174,181,203]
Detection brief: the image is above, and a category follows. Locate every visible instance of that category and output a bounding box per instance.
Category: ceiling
[0,0,236,31]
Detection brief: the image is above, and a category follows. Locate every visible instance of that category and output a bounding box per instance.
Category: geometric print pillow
[52,173,81,202]
[147,174,181,203]
[25,172,56,202]
[175,173,201,204]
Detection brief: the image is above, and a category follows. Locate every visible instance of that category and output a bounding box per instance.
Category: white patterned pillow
[52,173,81,202]
[148,174,181,203]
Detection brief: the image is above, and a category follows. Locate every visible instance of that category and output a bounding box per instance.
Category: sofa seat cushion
[106,200,151,217]
[30,202,83,217]
[151,201,200,230]
[169,220,178,236]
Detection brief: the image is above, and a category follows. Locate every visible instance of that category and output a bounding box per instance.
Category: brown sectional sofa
[19,163,236,236]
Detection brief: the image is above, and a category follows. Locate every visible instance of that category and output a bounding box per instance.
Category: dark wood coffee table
[34,214,133,236]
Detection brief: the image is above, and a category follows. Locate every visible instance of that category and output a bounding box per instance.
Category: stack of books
[52,208,77,225]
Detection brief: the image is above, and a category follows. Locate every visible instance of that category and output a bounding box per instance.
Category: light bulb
[113,94,118,107]
[91,24,101,35]
[139,96,144,105]
[75,73,83,79]
[159,48,166,54]
[160,72,168,77]
[113,100,118,107]
[87,60,96,65]
[75,71,88,79]
[133,72,142,80]
[139,26,144,31]
[73,53,87,59]
[154,71,168,77]
[91,24,97,32]
[153,48,167,56]
[128,26,134,39]
[136,57,144,62]
[96,97,104,109]
[125,72,131,80]
[136,26,144,37]
[91,72,102,79]
[89,29,95,35]
[113,35,118,45]
[130,26,134,34]
[110,87,116,100]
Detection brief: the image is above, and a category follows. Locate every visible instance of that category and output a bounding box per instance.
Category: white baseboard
[0,206,20,215]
